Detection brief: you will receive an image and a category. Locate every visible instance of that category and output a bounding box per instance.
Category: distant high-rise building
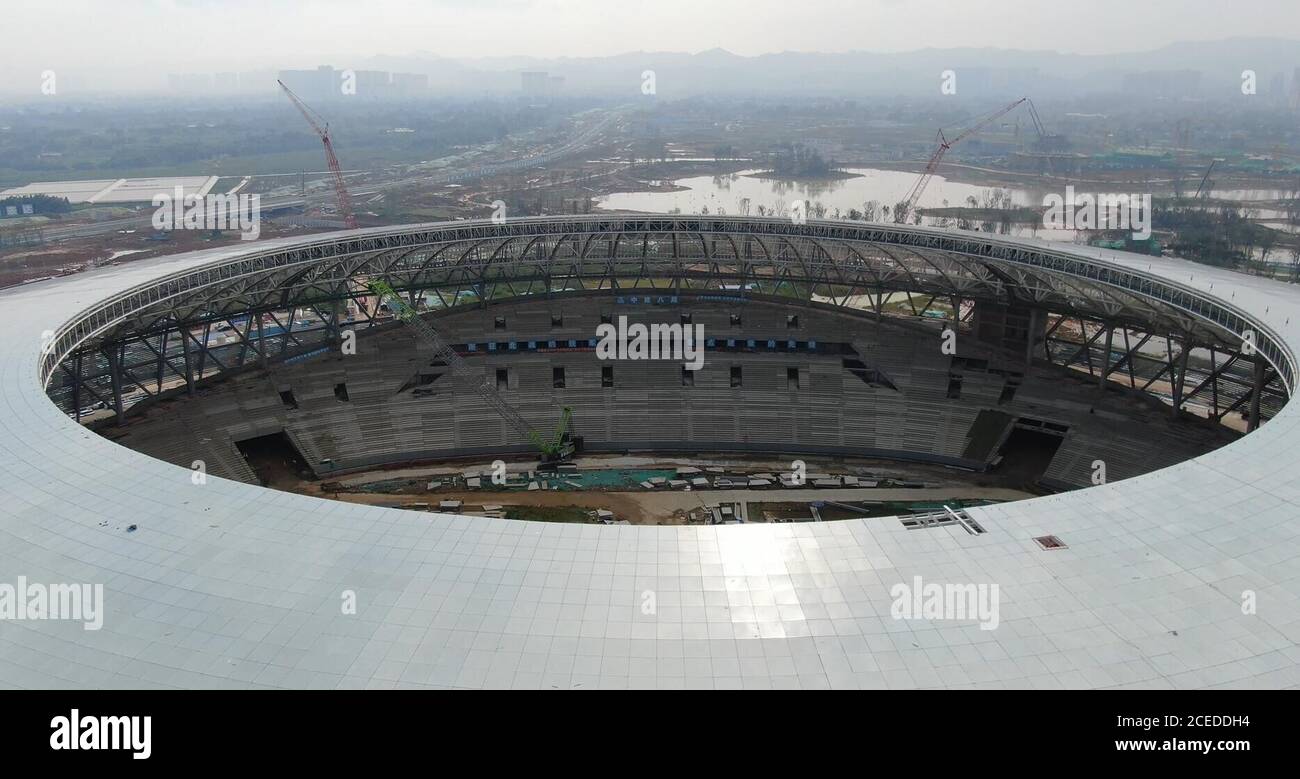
[1121,70,1202,99]
[239,70,278,94]
[955,67,1039,97]
[354,70,390,98]
[165,66,426,100]
[1269,72,1285,103]
[278,66,337,101]
[391,72,428,96]
[521,71,549,96]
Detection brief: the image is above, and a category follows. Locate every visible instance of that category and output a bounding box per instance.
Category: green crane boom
[367,280,574,462]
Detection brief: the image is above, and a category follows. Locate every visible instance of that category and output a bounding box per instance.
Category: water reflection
[596,167,1080,241]
[597,167,1042,218]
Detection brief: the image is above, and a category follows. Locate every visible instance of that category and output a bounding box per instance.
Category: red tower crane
[277,80,357,229]
[894,97,1028,223]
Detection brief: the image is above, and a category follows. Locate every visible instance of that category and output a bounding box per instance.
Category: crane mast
[367,280,574,462]
[277,80,358,229]
[1194,158,1223,199]
[895,97,1028,223]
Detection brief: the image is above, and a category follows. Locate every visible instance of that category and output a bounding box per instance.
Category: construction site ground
[283,453,1036,525]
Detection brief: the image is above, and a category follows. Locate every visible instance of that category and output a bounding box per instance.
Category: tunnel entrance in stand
[235,431,314,488]
[992,418,1068,488]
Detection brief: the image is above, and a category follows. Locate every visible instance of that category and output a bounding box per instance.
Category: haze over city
[3,0,1300,94]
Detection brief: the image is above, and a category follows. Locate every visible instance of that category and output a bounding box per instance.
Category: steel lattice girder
[41,217,1295,400]
[90,235,1197,343]
[1041,314,1288,425]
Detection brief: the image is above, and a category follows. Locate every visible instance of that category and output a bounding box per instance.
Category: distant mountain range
[350,38,1300,100]
[7,38,1296,100]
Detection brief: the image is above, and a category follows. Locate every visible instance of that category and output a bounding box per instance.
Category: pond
[595,167,1082,242]
[595,167,1047,217]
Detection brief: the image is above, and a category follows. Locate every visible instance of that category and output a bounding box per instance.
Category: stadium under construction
[3,215,1298,689]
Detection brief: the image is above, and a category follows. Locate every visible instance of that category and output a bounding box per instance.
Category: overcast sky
[3,0,1299,90]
